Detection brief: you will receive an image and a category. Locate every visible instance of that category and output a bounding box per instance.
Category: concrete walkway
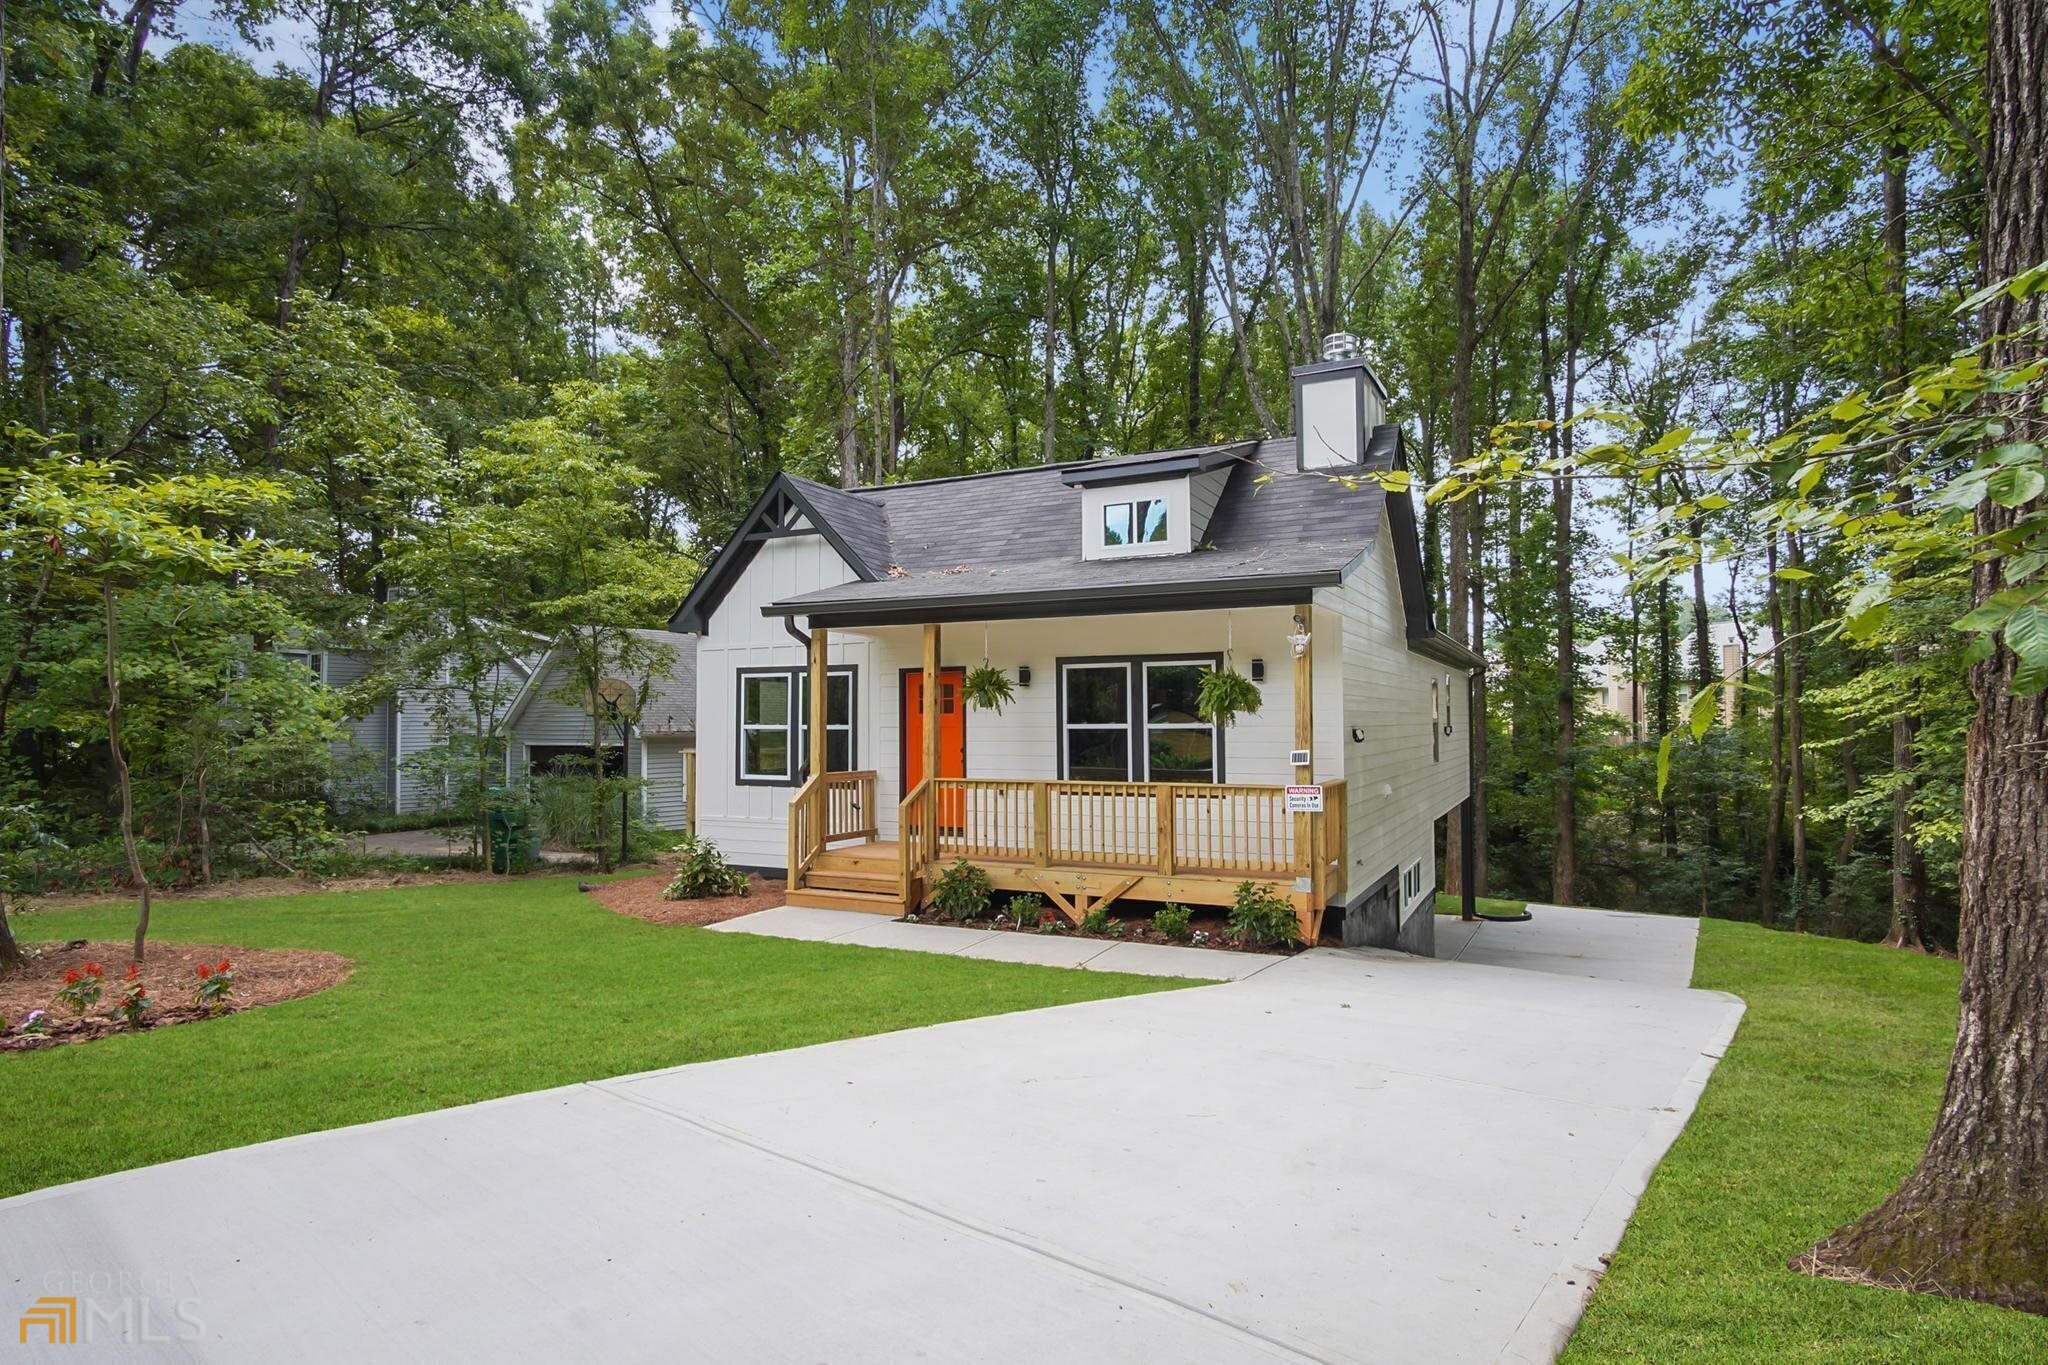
[709,904,1288,979]
[0,908,1740,1364]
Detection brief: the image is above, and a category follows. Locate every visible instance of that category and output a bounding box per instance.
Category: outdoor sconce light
[1288,612,1312,658]
[1250,658,1266,682]
[1017,665,1031,688]
[1443,673,1456,734]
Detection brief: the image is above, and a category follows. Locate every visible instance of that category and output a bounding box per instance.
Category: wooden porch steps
[804,866,899,894]
[785,886,904,914]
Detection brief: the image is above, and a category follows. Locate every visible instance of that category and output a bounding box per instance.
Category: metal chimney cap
[1321,332,1362,361]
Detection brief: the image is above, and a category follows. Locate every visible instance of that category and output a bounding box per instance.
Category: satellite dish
[587,677,640,720]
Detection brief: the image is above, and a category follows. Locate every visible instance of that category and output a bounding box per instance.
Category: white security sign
[1285,784,1324,813]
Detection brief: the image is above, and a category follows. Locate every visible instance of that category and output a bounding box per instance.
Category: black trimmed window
[1101,497,1169,549]
[736,666,857,786]
[1059,655,1222,783]
[1062,663,1130,781]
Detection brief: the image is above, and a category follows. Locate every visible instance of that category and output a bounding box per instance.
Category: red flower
[195,963,211,979]
[82,961,102,977]
[125,964,141,981]
[62,969,80,985]
[217,959,231,974]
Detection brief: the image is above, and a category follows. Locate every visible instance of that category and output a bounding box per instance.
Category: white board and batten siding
[1314,527,1470,928]
[695,534,866,867]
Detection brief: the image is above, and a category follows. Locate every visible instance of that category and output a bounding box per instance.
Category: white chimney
[1292,333,1387,471]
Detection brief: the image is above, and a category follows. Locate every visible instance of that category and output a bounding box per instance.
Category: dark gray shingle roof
[626,628,697,737]
[768,437,1388,623]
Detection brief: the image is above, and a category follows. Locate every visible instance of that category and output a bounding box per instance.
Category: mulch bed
[590,873,786,927]
[27,867,583,911]
[1,941,354,1053]
[919,904,1311,956]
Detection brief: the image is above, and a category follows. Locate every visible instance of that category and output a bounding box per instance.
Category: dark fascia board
[762,570,1342,629]
[1410,631,1484,670]
[1058,442,1256,488]
[669,475,880,634]
[1369,423,1477,671]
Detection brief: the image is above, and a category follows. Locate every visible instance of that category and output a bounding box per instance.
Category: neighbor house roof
[500,628,698,739]
[669,427,1479,669]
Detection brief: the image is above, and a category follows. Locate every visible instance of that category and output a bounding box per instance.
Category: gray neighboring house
[287,646,537,816]
[500,628,698,829]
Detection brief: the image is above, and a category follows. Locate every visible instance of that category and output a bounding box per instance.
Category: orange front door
[903,668,967,828]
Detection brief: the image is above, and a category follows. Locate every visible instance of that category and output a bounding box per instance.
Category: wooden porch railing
[788,769,879,889]
[921,778,1347,883]
[898,778,938,907]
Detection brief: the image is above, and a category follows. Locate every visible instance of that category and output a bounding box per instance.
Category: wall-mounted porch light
[1287,612,1312,658]
[1443,672,1456,734]
[1250,658,1265,682]
[1017,665,1031,688]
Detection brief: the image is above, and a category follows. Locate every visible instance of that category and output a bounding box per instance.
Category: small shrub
[1080,905,1113,934]
[1228,881,1302,947]
[928,860,991,921]
[1035,909,1064,934]
[1002,893,1043,927]
[1154,902,1193,942]
[194,958,235,1015]
[56,961,104,1015]
[112,965,152,1029]
[663,834,749,899]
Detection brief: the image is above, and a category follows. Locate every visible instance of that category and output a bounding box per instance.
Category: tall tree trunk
[104,585,153,963]
[1184,239,1206,442]
[195,758,214,887]
[1691,520,1717,913]
[1763,537,1785,921]
[1787,534,1809,930]
[0,889,23,973]
[1808,0,2048,1310]
[1827,729,1858,935]
[1042,231,1060,464]
[1880,41,1928,950]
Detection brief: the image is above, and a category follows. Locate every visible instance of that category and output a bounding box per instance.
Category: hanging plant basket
[1197,666,1262,728]
[962,662,1016,714]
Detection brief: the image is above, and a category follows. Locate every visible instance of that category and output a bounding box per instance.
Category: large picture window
[736,667,856,785]
[1059,655,1222,783]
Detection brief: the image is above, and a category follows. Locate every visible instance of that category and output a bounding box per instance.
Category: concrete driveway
[0,907,1740,1363]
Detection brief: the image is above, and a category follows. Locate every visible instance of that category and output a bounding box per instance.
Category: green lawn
[0,876,1185,1199]
[1433,891,1530,917]
[1566,918,2048,1362]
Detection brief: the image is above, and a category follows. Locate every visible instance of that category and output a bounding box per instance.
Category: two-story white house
[668,336,1478,954]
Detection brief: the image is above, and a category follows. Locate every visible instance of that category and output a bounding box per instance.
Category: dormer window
[1103,498,1169,548]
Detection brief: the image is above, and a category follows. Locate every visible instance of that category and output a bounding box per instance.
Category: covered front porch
[785,614,1347,940]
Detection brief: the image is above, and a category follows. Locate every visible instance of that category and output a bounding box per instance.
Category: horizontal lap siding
[1316,529,1470,920]
[641,738,692,829]
[322,650,394,812]
[854,607,1311,852]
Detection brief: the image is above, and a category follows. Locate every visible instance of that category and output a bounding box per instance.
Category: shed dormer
[1060,442,1255,560]
[1292,332,1389,471]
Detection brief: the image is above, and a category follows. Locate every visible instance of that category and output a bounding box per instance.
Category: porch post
[1292,603,1319,937]
[921,623,941,790]
[808,624,829,781]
